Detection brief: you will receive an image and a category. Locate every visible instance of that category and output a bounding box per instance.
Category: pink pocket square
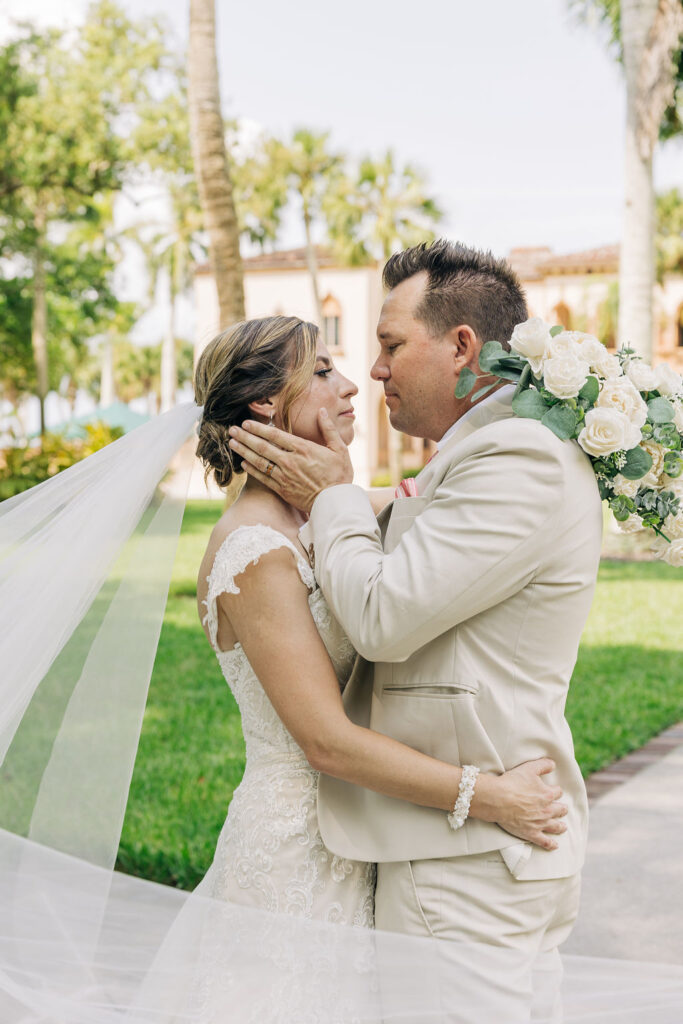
[394,477,420,499]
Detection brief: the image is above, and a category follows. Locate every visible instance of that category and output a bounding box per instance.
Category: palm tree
[281,129,343,322]
[326,149,442,264]
[578,0,683,359]
[187,0,244,327]
[135,186,205,411]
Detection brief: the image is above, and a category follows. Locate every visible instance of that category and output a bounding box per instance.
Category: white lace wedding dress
[200,523,376,928]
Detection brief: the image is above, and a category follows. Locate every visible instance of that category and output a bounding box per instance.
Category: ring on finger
[265,460,275,478]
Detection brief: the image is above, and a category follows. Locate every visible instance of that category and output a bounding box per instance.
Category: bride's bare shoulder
[198,490,297,582]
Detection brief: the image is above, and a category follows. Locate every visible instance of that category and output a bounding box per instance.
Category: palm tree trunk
[303,205,323,323]
[188,0,245,328]
[618,0,683,360]
[31,207,49,436]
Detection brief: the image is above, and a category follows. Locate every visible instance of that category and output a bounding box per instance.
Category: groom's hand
[228,409,354,513]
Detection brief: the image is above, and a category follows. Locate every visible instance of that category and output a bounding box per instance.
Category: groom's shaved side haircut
[383,239,528,347]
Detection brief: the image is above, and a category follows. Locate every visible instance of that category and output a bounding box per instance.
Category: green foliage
[326,149,442,264]
[0,422,123,500]
[511,388,547,420]
[0,2,177,413]
[541,402,579,440]
[620,445,653,480]
[455,367,477,399]
[647,396,676,424]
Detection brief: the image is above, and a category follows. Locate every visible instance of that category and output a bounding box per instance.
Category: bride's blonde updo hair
[194,315,319,488]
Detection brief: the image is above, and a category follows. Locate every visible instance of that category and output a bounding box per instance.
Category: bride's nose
[339,373,358,398]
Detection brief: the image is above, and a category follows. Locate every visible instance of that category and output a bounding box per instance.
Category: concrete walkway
[564,739,683,964]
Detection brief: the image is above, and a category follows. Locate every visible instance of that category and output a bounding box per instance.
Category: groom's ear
[449,325,480,374]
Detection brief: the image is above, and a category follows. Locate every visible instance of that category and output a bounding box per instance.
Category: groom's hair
[382,239,528,347]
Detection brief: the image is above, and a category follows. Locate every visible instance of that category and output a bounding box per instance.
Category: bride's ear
[247,398,276,422]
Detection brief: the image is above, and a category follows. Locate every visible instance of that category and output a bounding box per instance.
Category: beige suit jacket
[300,390,603,881]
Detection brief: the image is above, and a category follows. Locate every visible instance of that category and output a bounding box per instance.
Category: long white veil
[0,404,682,1023]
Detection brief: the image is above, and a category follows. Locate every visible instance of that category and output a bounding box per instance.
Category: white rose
[592,350,622,380]
[573,333,605,365]
[611,474,640,498]
[596,377,648,428]
[639,440,666,488]
[659,537,683,567]
[618,513,645,534]
[654,363,683,398]
[542,354,590,399]
[625,359,658,393]
[545,332,580,359]
[672,399,683,433]
[662,512,683,540]
[509,318,553,375]
[578,407,642,457]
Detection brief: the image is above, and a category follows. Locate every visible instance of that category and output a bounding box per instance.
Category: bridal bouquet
[456,318,683,565]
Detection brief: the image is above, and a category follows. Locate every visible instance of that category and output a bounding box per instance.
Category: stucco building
[194,245,683,487]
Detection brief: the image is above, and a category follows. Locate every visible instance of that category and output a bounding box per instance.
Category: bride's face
[285,339,358,446]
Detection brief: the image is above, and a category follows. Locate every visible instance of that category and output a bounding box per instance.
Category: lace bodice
[200,523,374,937]
[202,524,356,767]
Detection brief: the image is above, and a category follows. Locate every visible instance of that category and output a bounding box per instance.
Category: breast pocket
[384,496,428,552]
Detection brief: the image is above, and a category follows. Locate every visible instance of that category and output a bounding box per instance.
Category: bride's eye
[315,368,333,378]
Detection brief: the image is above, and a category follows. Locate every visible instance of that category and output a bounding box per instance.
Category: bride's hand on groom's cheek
[229,410,354,513]
[475,758,569,851]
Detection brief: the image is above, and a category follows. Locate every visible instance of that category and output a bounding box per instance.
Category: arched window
[553,302,572,330]
[321,294,342,351]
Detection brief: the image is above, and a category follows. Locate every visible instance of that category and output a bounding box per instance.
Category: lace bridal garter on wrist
[0,403,682,1023]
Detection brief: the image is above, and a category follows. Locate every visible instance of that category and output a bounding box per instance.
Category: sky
[2,0,681,259]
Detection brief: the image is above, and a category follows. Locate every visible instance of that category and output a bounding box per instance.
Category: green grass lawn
[117,502,683,891]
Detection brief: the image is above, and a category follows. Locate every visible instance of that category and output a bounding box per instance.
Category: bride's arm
[365,486,395,516]
[217,547,567,851]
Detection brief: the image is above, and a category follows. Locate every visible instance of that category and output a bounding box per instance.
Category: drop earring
[269,411,275,426]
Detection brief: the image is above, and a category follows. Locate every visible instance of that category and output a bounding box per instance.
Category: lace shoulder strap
[202,523,315,649]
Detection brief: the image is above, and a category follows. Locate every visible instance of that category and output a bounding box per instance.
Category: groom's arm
[301,429,565,663]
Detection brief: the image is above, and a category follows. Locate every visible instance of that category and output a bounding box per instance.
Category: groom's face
[372,272,462,442]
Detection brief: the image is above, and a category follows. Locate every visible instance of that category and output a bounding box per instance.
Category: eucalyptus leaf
[549,325,564,337]
[455,367,477,399]
[514,363,532,396]
[512,388,547,420]
[620,445,653,481]
[478,341,506,373]
[489,364,523,383]
[541,403,579,440]
[470,382,498,402]
[647,397,675,424]
[578,375,599,405]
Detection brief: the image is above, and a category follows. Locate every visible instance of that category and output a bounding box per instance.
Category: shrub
[0,422,124,501]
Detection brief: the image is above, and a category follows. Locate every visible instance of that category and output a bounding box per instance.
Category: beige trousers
[375,851,581,1024]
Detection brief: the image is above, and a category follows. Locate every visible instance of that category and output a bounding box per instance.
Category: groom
[230,240,603,1020]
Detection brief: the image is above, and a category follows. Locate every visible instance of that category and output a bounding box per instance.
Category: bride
[192,313,567,925]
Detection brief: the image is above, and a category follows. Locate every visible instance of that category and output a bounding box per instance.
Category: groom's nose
[371,356,389,381]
